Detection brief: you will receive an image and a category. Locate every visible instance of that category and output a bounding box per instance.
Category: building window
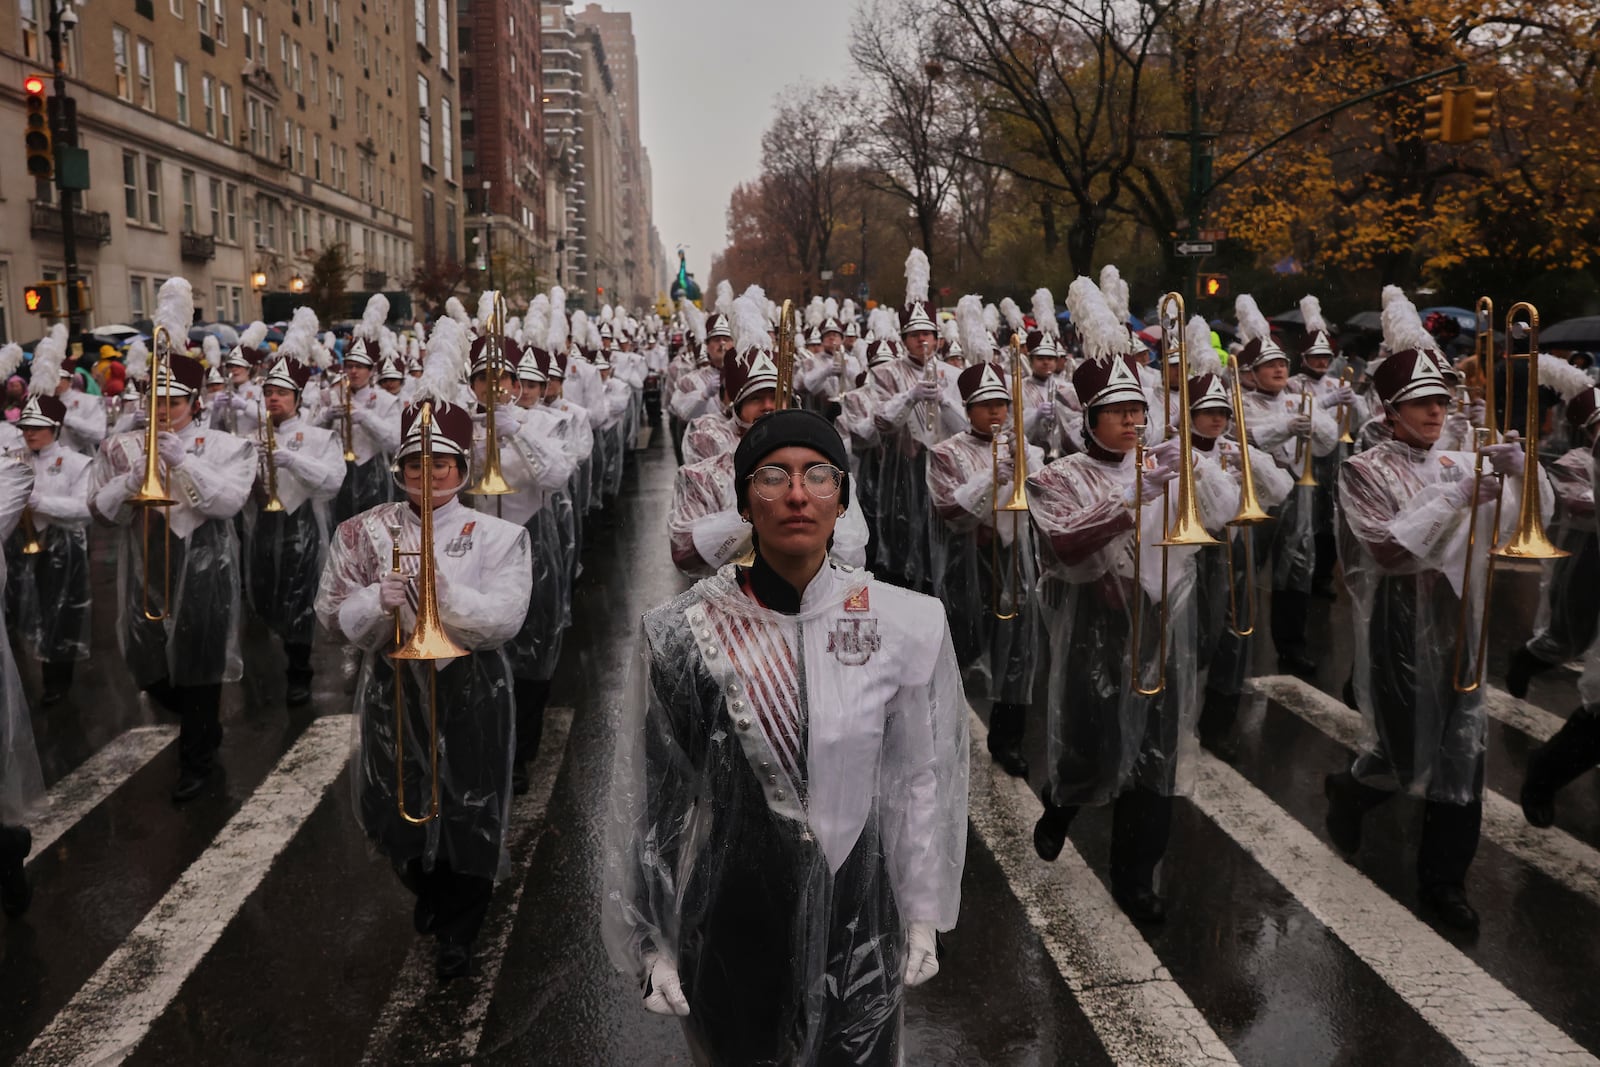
[294,123,305,173]
[334,73,344,120]
[122,151,139,218]
[181,169,197,231]
[331,0,340,42]
[440,96,452,180]
[215,285,228,320]
[21,0,43,60]
[230,286,243,321]
[242,3,253,58]
[417,74,430,167]
[422,189,435,259]
[413,0,425,44]
[145,156,163,225]
[291,40,302,92]
[201,75,216,135]
[112,27,131,101]
[129,276,148,319]
[209,177,222,235]
[279,32,289,85]
[309,54,320,103]
[174,60,190,126]
[220,83,234,142]
[224,182,239,242]
[312,134,321,181]
[436,0,448,71]
[212,0,228,43]
[445,201,457,261]
[246,96,274,157]
[136,38,155,111]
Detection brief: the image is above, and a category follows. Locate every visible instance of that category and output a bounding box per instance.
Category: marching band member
[1291,296,1362,598]
[9,330,95,707]
[541,346,596,576]
[466,333,576,793]
[1327,289,1550,931]
[870,250,965,591]
[377,355,407,396]
[1506,377,1600,697]
[669,282,736,427]
[0,453,45,916]
[605,408,968,1063]
[1027,278,1232,924]
[209,321,269,437]
[39,324,108,456]
[244,308,345,707]
[325,294,404,524]
[1235,294,1338,676]
[88,279,255,802]
[315,317,532,981]
[927,300,1045,780]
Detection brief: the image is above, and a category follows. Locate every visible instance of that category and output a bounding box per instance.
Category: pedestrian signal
[1198,274,1229,300]
[23,282,60,316]
[24,75,53,180]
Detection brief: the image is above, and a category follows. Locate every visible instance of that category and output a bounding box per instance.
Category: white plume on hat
[356,293,390,343]
[0,343,23,381]
[1379,287,1438,355]
[1098,266,1131,325]
[841,298,857,323]
[956,294,992,365]
[125,339,150,383]
[1032,289,1059,340]
[570,309,591,352]
[1539,352,1594,402]
[28,325,67,398]
[999,298,1025,335]
[983,303,1000,336]
[940,315,962,360]
[279,306,320,366]
[824,297,839,321]
[414,316,468,405]
[475,291,498,331]
[904,248,930,305]
[1185,315,1223,378]
[547,288,569,353]
[682,298,707,345]
[444,296,470,328]
[202,334,222,369]
[1066,276,1124,362]
[733,288,771,355]
[154,277,194,343]
[806,297,825,329]
[715,280,735,316]
[238,321,269,352]
[1235,294,1273,345]
[1300,295,1329,336]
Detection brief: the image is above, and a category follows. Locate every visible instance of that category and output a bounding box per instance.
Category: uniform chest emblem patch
[828,618,881,666]
[844,588,870,613]
[288,432,304,451]
[191,436,207,456]
[1439,456,1456,468]
[444,521,476,558]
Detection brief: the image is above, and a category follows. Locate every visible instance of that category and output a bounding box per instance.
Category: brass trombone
[1476,296,1496,440]
[1130,293,1221,696]
[1336,366,1356,444]
[1225,367,1271,638]
[774,299,796,410]
[338,372,357,463]
[389,401,468,825]
[1293,391,1319,487]
[468,291,514,497]
[18,507,43,556]
[1451,302,1566,693]
[992,337,1030,621]
[258,399,285,513]
[130,325,178,622]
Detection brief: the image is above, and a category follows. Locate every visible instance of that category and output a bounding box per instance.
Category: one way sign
[1174,240,1216,257]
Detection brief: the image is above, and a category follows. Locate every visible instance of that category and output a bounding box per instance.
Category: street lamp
[251,271,268,290]
[289,275,306,293]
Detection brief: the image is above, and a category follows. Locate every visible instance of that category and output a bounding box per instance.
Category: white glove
[701,375,721,399]
[27,489,44,511]
[1482,434,1525,478]
[904,922,940,987]
[378,572,411,611]
[210,392,233,412]
[315,406,338,428]
[269,443,299,470]
[1149,437,1182,466]
[1325,385,1356,407]
[1452,472,1500,508]
[122,470,146,498]
[1288,413,1314,436]
[641,953,690,1016]
[1035,400,1055,423]
[911,379,942,404]
[157,431,187,469]
[1468,400,1486,425]
[128,410,149,431]
[1125,463,1178,506]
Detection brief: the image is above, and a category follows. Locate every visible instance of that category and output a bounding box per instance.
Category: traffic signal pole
[46,0,80,336]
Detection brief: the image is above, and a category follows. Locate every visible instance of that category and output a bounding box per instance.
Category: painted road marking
[360,707,575,1065]
[26,726,179,867]
[1193,751,1596,1065]
[1252,675,1600,906]
[19,716,352,1067]
[967,711,1239,1066]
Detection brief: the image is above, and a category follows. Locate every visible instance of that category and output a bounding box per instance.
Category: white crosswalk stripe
[360,707,575,1065]
[1192,751,1598,1065]
[967,712,1240,1066]
[1251,675,1600,906]
[26,726,178,868]
[18,715,352,1067]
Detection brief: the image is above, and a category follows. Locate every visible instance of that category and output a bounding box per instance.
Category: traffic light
[1422,90,1452,143]
[23,281,61,316]
[1424,86,1496,144]
[1463,88,1495,141]
[24,74,52,180]
[1198,273,1228,300]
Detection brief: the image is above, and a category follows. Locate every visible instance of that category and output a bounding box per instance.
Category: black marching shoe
[1323,771,1378,855]
[511,762,530,796]
[990,746,1029,780]
[1112,883,1167,925]
[0,826,33,917]
[1520,780,1556,830]
[1420,884,1479,933]
[1033,787,1075,862]
[285,680,313,708]
[413,895,438,936]
[171,767,215,804]
[436,939,475,982]
[1505,647,1551,700]
[1278,648,1319,678]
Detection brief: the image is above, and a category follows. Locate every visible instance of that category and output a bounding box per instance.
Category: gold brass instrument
[130,324,178,622]
[1293,391,1319,487]
[468,291,514,497]
[1476,295,1497,441]
[1129,425,1170,696]
[1451,302,1566,693]
[991,337,1030,621]
[18,507,42,555]
[774,299,796,410]
[338,372,357,463]
[389,400,468,825]
[1337,366,1356,444]
[258,399,285,513]
[1226,366,1271,638]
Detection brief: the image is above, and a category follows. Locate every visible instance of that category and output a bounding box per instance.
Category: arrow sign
[1175,241,1216,257]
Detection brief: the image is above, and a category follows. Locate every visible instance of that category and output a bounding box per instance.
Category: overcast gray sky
[624,0,859,287]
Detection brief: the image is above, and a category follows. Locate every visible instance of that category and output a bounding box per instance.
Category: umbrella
[91,323,141,339]
[1344,311,1382,332]
[1420,306,1477,334]
[189,323,240,346]
[1270,308,1305,332]
[1542,316,1600,349]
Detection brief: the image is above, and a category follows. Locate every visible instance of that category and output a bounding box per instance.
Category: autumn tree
[758,84,861,299]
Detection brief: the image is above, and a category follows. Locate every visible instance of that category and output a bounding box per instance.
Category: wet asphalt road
[2,424,1598,1066]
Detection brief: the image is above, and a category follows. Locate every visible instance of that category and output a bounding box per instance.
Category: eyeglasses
[748,463,842,502]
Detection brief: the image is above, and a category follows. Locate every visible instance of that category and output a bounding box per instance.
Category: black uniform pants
[147,679,223,776]
[398,857,494,948]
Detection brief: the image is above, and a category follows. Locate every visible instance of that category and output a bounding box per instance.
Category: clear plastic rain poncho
[868,357,967,590]
[683,411,739,467]
[1026,444,1233,805]
[1241,386,1338,593]
[315,497,532,881]
[243,415,345,645]
[89,421,255,688]
[323,383,402,524]
[667,449,870,577]
[1339,438,1553,804]
[926,430,1044,705]
[1527,446,1599,665]
[0,458,45,824]
[604,563,969,1065]
[9,441,94,662]
[543,396,595,595]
